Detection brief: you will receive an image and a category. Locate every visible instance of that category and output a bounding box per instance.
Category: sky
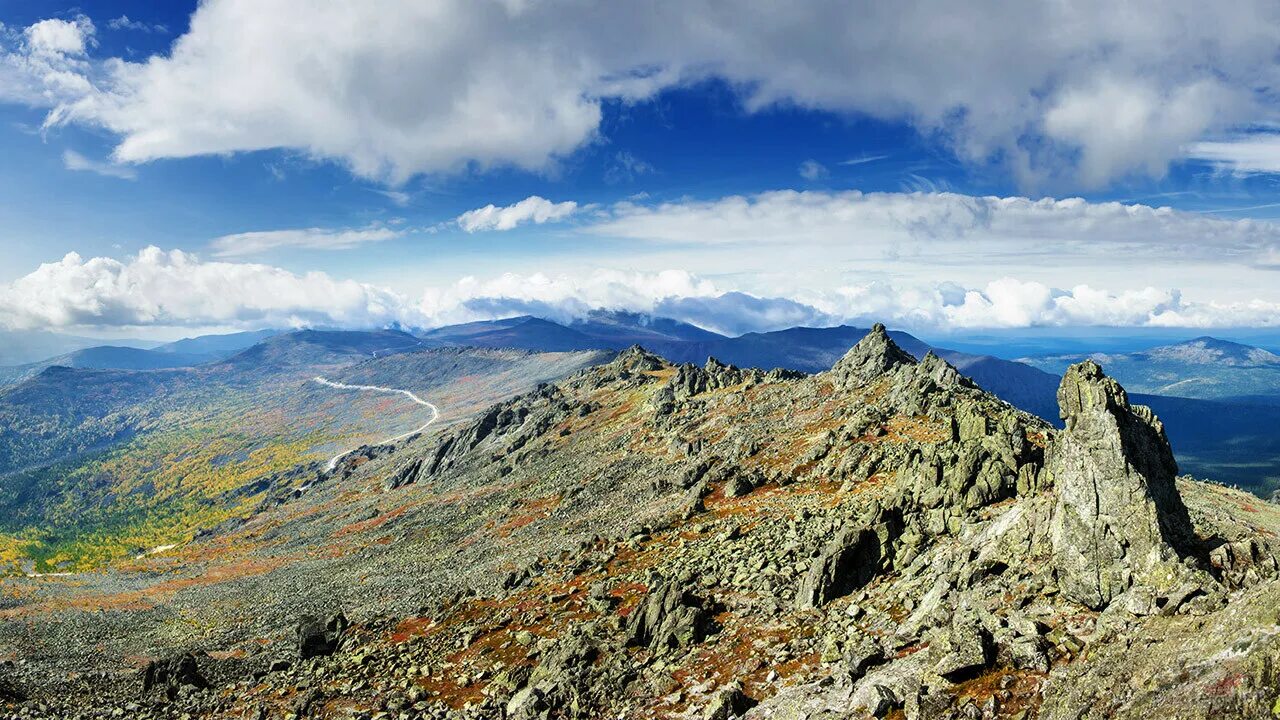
[4,1,1280,339]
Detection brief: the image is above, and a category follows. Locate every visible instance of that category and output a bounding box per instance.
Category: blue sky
[4,1,1280,337]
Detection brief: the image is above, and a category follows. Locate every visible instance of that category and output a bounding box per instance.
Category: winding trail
[313,377,441,471]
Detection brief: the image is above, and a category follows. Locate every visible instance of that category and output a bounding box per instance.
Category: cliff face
[8,328,1280,720]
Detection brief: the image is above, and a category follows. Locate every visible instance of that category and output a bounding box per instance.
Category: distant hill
[418,316,613,352]
[218,329,426,372]
[153,329,279,357]
[0,330,157,366]
[0,345,214,387]
[1022,336,1280,402]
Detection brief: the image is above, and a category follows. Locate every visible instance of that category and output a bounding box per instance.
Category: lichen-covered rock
[1047,360,1202,609]
[826,323,917,391]
[703,681,756,720]
[795,526,882,609]
[931,606,992,681]
[140,653,209,700]
[296,613,349,660]
[626,577,715,652]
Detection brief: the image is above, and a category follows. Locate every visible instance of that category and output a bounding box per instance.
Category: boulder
[140,653,209,700]
[627,577,715,652]
[1047,361,1200,609]
[932,607,992,681]
[297,612,350,660]
[795,527,882,609]
[703,681,756,720]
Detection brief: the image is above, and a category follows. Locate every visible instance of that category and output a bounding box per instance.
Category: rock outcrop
[826,323,917,390]
[795,526,882,609]
[296,613,350,660]
[1047,360,1200,609]
[140,653,209,700]
[626,577,716,652]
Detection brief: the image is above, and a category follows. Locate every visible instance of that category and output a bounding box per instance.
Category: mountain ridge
[5,327,1280,718]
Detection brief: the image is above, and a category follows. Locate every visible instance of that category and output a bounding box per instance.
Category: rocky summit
[5,326,1280,719]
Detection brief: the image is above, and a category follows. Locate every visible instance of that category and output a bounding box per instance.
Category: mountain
[0,329,609,574]
[217,328,426,372]
[418,317,1062,418]
[0,345,214,387]
[0,330,158,366]
[417,316,611,352]
[153,329,280,358]
[1022,336,1280,402]
[6,327,1280,718]
[568,309,725,344]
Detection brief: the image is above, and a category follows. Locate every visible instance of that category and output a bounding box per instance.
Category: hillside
[1022,336,1280,402]
[0,333,609,573]
[3,327,1280,718]
[0,346,213,387]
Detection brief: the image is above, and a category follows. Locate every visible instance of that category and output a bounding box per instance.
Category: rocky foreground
[5,326,1280,719]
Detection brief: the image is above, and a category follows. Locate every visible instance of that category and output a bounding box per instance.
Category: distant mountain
[417,316,613,352]
[0,345,215,387]
[0,330,158,366]
[1022,336,1280,402]
[218,329,426,372]
[415,316,1064,419]
[153,329,280,357]
[568,310,724,344]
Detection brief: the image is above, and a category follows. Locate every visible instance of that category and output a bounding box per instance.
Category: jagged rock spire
[828,323,917,389]
[1048,360,1199,609]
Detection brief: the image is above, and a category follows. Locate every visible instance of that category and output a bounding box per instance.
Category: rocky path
[312,376,440,470]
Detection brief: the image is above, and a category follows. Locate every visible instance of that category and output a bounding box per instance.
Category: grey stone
[1047,361,1200,610]
[795,527,882,609]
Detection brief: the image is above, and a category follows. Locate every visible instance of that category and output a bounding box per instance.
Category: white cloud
[1187,133,1280,174]
[4,247,1280,333]
[456,196,578,232]
[840,155,889,166]
[4,1,1280,186]
[0,15,96,107]
[798,159,828,180]
[604,151,654,184]
[62,149,137,179]
[25,17,93,56]
[210,224,404,257]
[107,16,169,34]
[587,190,1280,271]
[0,247,415,331]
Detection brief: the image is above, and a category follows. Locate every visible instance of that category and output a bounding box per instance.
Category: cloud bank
[0,247,410,330]
[590,189,1280,270]
[4,246,1280,336]
[5,1,1280,185]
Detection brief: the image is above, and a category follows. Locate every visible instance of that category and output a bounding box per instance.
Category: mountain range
[5,326,1280,718]
[8,312,1280,496]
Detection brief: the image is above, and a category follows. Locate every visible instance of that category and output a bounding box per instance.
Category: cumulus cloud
[0,247,414,331]
[25,17,94,56]
[0,15,96,107]
[210,224,404,257]
[62,149,137,179]
[456,196,578,232]
[4,1,1280,185]
[3,247,1280,333]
